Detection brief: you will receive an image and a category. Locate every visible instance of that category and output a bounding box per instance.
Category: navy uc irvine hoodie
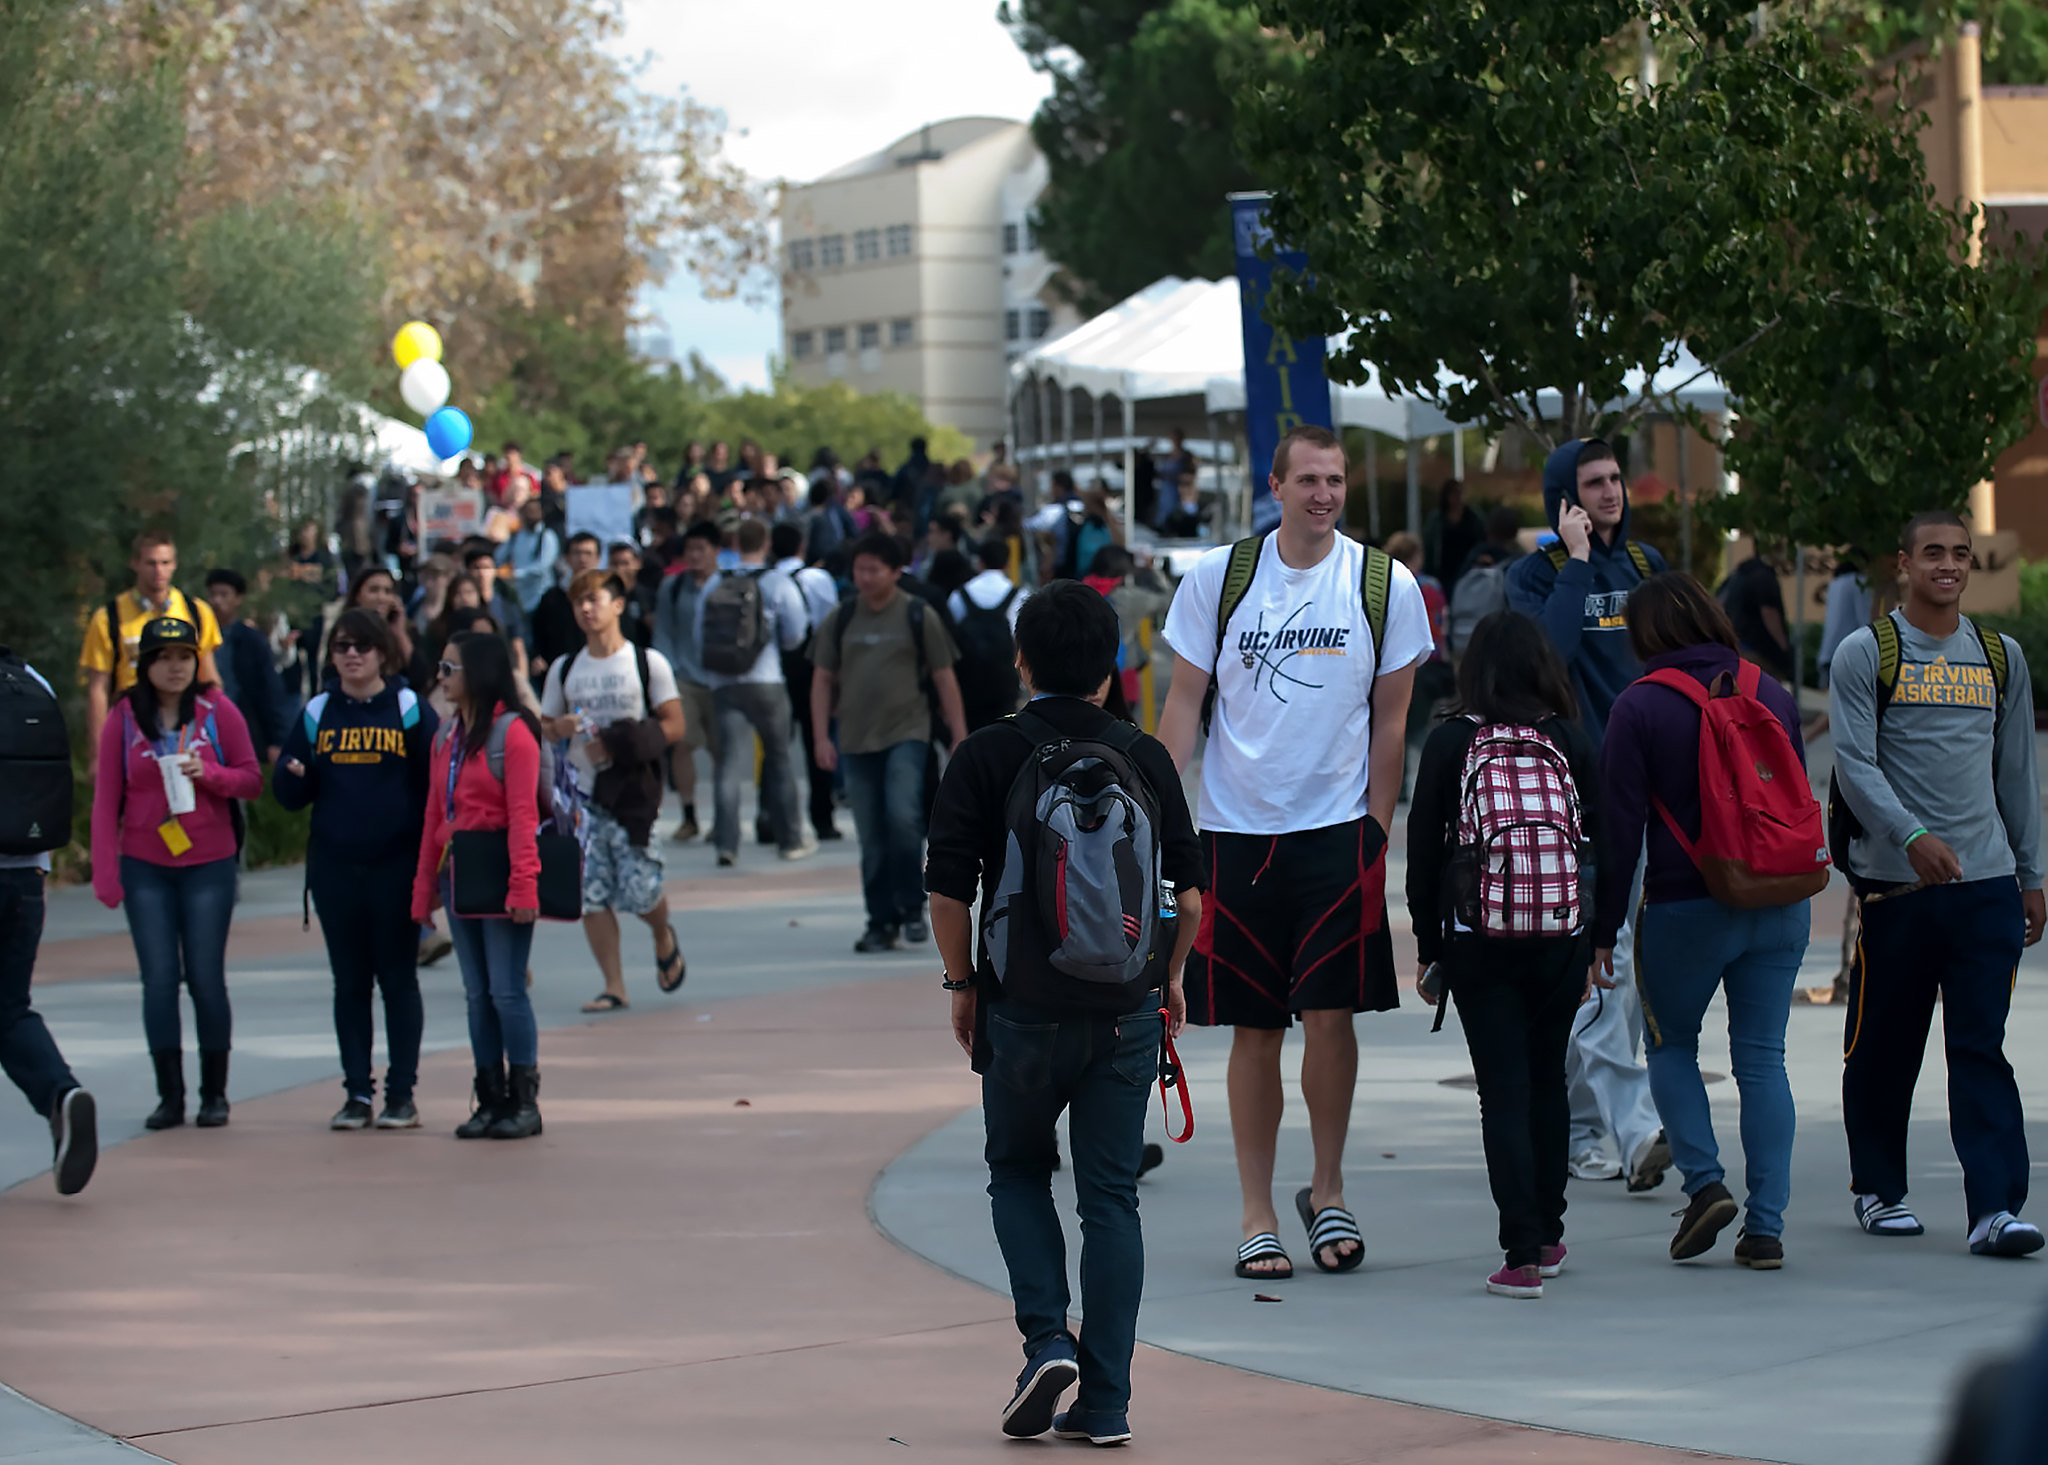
[1505,437,1667,736]
[270,680,438,866]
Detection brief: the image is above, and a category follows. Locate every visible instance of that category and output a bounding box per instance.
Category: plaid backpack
[1447,721,1590,938]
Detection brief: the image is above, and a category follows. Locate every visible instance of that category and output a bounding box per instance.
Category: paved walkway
[2,828,1739,1464]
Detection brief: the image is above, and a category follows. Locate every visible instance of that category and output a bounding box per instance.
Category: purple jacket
[1595,644,1805,948]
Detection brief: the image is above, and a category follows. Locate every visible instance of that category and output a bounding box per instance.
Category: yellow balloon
[391,320,443,370]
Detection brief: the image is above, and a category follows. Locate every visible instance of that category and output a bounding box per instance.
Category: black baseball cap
[138,616,200,658]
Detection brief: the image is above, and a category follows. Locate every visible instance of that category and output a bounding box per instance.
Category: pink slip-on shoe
[1539,1245,1567,1278]
[1487,1263,1543,1298]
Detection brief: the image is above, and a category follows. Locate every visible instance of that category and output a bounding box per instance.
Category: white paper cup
[156,753,197,816]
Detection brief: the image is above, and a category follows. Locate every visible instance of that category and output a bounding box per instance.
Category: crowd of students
[0,423,2039,1455]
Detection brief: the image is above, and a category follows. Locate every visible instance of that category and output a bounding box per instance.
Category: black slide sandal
[1235,1233,1293,1280]
[1296,1187,1365,1273]
[655,924,687,993]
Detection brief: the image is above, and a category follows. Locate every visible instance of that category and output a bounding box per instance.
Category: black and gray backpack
[979,710,1167,1013]
[0,650,70,855]
[699,568,771,677]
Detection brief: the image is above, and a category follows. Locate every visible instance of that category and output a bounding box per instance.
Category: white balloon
[399,357,451,416]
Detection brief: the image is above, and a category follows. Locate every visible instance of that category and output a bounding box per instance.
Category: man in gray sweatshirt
[1829,510,2044,1256]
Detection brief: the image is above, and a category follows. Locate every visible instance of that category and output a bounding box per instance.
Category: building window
[791,331,814,358]
[886,224,912,258]
[1003,222,1019,256]
[1005,309,1021,343]
[818,234,845,268]
[857,322,881,350]
[824,325,847,354]
[787,238,813,271]
[1025,220,1039,252]
[854,228,880,262]
[890,317,913,347]
[1029,307,1052,340]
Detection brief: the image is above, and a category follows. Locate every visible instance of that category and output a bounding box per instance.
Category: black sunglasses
[331,640,372,655]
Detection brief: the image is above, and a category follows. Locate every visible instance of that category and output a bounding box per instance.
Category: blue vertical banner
[1231,192,1333,534]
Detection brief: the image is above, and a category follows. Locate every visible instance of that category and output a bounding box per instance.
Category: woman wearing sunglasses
[411,631,546,1139]
[273,609,439,1130]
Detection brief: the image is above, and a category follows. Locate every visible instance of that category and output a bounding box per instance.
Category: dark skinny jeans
[1446,935,1586,1268]
[983,995,1159,1420]
[0,867,77,1118]
[308,850,423,1103]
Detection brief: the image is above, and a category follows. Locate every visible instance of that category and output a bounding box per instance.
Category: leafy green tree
[0,0,379,683]
[1819,0,2048,85]
[1002,0,1299,315]
[1239,0,2043,569]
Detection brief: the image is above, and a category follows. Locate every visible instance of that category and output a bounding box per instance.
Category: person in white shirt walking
[1157,424,1433,1280]
[771,523,843,842]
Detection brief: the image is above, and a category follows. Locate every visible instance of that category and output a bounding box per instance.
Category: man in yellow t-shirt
[79,530,223,773]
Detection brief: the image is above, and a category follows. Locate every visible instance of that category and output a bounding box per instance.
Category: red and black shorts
[1187,817,1398,1030]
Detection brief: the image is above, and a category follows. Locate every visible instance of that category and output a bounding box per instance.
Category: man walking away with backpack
[1157,424,1435,1280]
[1507,439,1671,1193]
[652,523,723,842]
[1407,611,1605,1298]
[926,581,1204,1446]
[1602,575,1821,1271]
[1830,510,2044,1256]
[700,520,816,866]
[540,569,687,1013]
[947,537,1028,731]
[1447,507,1525,659]
[813,532,968,952]
[0,653,97,1195]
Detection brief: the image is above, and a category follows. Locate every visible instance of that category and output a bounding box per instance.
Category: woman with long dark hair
[91,616,264,1128]
[411,631,546,1139]
[1406,610,1607,1299]
[274,608,439,1129]
[1601,573,1809,1270]
[335,566,435,693]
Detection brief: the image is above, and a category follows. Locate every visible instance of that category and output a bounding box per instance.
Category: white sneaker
[1853,1194,1924,1236]
[780,838,819,862]
[1569,1148,1622,1182]
[1626,1129,1672,1193]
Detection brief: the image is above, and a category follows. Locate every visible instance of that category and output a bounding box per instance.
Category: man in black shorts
[1158,424,1433,1278]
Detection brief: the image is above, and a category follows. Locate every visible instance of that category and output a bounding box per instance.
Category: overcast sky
[620,0,1054,389]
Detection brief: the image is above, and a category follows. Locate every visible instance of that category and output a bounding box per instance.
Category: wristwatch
[942,976,973,992]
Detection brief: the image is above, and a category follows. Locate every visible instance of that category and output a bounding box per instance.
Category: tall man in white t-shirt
[541,568,687,1013]
[1158,424,1433,1279]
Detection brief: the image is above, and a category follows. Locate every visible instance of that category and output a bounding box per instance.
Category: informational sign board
[1230,192,1334,535]
[418,489,483,547]
[566,484,635,548]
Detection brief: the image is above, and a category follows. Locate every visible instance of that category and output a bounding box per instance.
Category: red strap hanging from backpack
[1157,1009,1193,1144]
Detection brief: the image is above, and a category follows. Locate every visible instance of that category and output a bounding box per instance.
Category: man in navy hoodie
[1507,438,1671,1192]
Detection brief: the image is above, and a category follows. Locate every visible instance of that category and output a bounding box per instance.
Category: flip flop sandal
[1296,1188,1366,1273]
[655,925,687,993]
[1235,1233,1293,1280]
[581,992,630,1013]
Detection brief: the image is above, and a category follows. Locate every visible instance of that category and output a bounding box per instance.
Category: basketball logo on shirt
[1893,658,1996,709]
[1233,603,1351,705]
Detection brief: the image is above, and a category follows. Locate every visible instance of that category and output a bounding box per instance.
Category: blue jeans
[122,856,237,1054]
[445,890,538,1069]
[841,739,927,932]
[983,997,1159,1419]
[1638,897,1808,1237]
[0,868,76,1118]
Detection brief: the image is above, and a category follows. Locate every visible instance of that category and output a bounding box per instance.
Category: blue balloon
[424,405,472,459]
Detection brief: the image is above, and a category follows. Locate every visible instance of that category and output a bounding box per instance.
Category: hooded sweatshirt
[271,680,438,866]
[1506,438,1667,735]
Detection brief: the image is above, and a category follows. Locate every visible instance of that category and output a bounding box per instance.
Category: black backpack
[699,568,770,677]
[979,712,1168,1014]
[0,650,72,855]
[951,586,1021,719]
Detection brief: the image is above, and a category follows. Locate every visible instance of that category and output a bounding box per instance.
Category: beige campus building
[780,117,1081,451]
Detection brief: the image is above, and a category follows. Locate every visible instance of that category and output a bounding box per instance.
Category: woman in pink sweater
[91,616,263,1129]
[413,630,546,1140]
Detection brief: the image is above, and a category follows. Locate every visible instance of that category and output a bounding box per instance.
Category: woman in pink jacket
[413,631,546,1139]
[91,616,263,1129]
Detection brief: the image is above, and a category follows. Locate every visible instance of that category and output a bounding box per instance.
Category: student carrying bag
[439,714,583,921]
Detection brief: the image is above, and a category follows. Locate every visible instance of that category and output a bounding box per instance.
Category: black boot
[454,1067,508,1139]
[487,1065,542,1139]
[145,1051,185,1130]
[195,1050,230,1127]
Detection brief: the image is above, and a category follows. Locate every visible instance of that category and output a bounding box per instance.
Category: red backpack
[1641,661,1830,908]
